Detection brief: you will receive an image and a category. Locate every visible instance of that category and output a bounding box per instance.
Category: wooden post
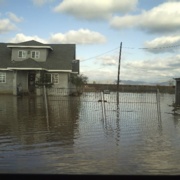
[117,42,122,104]
[43,85,49,130]
[101,91,106,121]
[156,88,161,122]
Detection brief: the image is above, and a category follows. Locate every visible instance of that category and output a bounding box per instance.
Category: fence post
[101,91,106,121]
[103,92,106,119]
[43,85,49,130]
[156,88,161,122]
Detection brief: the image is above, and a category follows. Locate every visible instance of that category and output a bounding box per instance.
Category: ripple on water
[0,94,180,174]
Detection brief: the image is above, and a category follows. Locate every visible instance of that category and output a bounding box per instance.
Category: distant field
[84,84,175,94]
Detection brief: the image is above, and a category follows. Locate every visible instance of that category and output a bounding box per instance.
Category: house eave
[47,70,72,72]
[0,68,8,71]
[71,72,79,74]
[7,67,47,71]
[5,68,72,72]
[7,45,53,51]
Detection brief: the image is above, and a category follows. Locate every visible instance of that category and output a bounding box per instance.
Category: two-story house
[0,40,79,95]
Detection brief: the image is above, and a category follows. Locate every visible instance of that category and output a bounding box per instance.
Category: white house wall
[47,72,70,96]
[0,71,13,94]
[11,48,48,62]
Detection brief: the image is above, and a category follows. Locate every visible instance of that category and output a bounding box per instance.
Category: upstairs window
[0,72,6,83]
[18,50,26,58]
[31,51,40,59]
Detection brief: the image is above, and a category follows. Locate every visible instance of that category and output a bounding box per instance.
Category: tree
[70,74,88,94]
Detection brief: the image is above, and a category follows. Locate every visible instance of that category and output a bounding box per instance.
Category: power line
[81,47,119,62]
[138,44,180,50]
[81,44,180,63]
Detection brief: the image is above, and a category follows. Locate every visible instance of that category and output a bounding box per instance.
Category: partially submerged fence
[85,84,175,94]
[44,88,161,124]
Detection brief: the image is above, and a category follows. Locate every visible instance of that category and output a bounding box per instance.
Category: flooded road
[0,93,180,175]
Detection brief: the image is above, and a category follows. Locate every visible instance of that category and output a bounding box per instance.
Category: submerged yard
[0,92,180,174]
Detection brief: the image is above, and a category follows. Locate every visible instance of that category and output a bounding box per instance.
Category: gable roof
[7,40,53,50]
[17,40,45,46]
[0,40,77,72]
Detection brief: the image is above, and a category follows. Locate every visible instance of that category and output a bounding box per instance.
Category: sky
[0,0,180,84]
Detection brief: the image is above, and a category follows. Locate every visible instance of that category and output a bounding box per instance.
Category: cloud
[110,1,180,34]
[49,29,106,44]
[8,29,106,45]
[96,55,118,66]
[0,18,16,33]
[9,33,47,43]
[144,35,180,53]
[0,12,24,34]
[81,68,117,83]
[53,0,138,20]
[32,0,54,6]
[7,12,23,23]
[121,55,180,81]
[82,54,180,83]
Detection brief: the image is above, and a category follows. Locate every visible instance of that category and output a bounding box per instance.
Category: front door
[28,71,36,93]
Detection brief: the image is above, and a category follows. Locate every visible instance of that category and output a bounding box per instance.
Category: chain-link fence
[46,88,161,124]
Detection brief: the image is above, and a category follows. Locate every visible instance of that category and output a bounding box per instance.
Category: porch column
[13,70,17,95]
[35,71,42,96]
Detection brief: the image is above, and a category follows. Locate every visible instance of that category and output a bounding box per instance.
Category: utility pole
[117,42,122,104]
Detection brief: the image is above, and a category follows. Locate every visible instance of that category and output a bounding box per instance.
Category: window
[31,51,40,59]
[45,73,59,84]
[18,50,26,58]
[0,72,6,83]
[52,74,59,84]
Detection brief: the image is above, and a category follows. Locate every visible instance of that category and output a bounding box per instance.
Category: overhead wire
[81,44,180,62]
[81,47,119,62]
[80,43,180,81]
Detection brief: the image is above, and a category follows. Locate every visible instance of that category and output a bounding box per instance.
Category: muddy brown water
[0,93,179,174]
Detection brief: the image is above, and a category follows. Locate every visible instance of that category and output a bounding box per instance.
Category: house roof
[0,40,78,73]
[17,40,45,46]
[7,58,46,70]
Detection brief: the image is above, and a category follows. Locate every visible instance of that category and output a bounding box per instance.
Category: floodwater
[0,93,180,175]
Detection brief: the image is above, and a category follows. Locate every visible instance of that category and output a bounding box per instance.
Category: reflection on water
[0,93,180,174]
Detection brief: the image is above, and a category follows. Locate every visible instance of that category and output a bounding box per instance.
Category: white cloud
[9,33,47,43]
[82,54,180,83]
[54,0,138,20]
[7,12,23,23]
[32,0,54,6]
[144,35,180,53]
[110,1,180,34]
[0,18,16,33]
[0,12,23,34]
[96,55,118,66]
[81,68,117,83]
[8,29,106,45]
[121,55,180,82]
[49,29,106,44]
